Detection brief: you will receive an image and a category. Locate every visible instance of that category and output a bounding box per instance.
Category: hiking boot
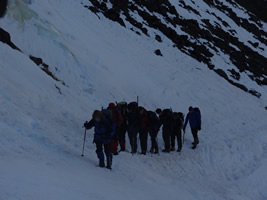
[177,148,181,152]
[150,148,154,153]
[192,145,197,149]
[154,147,159,154]
[113,151,119,156]
[162,149,170,153]
[99,160,105,168]
[140,151,146,155]
[170,147,175,151]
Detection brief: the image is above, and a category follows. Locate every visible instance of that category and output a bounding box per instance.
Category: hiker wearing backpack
[108,103,123,155]
[156,108,174,153]
[138,106,149,155]
[183,106,201,149]
[171,112,184,152]
[84,110,114,169]
[116,102,128,152]
[147,110,161,154]
[127,102,140,154]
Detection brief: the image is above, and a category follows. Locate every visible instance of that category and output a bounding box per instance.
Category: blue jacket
[184,110,201,129]
[85,118,113,144]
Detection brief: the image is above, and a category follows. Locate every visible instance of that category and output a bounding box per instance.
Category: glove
[83,121,88,128]
[198,125,201,131]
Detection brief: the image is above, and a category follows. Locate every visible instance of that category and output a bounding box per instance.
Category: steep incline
[0,0,267,200]
[83,0,267,98]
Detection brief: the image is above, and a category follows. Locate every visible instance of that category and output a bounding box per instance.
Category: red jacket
[111,108,123,128]
[139,109,148,131]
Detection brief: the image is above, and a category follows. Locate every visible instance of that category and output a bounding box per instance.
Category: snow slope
[0,0,267,199]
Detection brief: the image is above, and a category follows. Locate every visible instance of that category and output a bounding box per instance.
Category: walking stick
[81,128,87,157]
[183,129,185,144]
[156,136,160,155]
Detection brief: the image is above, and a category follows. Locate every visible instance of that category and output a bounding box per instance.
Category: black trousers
[139,129,148,153]
[162,127,172,150]
[118,123,127,149]
[171,130,182,150]
[191,128,199,145]
[149,129,159,152]
[95,142,112,166]
[127,125,139,153]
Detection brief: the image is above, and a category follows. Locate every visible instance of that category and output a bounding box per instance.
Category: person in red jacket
[108,103,123,155]
[138,106,149,155]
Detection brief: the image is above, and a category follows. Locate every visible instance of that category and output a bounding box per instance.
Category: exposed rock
[82,0,267,98]
[228,69,240,80]
[154,49,163,56]
[155,35,162,43]
[215,69,229,80]
[0,28,21,51]
[234,0,267,22]
[0,0,8,17]
[29,55,65,86]
[248,89,261,98]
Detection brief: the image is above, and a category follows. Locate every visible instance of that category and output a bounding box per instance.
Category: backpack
[117,101,128,117]
[177,112,184,122]
[112,108,123,128]
[173,112,184,130]
[161,109,174,127]
[194,107,201,116]
[127,101,138,111]
[147,111,160,129]
[101,109,116,136]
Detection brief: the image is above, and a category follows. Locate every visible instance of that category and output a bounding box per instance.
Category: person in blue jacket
[183,106,201,149]
[84,110,113,169]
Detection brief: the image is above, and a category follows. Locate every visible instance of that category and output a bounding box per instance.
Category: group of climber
[83,101,201,169]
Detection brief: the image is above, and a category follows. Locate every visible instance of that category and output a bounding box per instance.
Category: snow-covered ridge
[0,0,267,200]
[83,0,267,98]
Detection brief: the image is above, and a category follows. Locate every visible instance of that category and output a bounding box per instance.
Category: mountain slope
[0,0,267,200]
[83,0,267,97]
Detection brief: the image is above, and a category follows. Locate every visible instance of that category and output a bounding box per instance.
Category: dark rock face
[0,28,21,51]
[0,27,65,89]
[83,0,266,98]
[155,49,163,56]
[0,0,8,17]
[29,55,66,86]
[234,0,267,22]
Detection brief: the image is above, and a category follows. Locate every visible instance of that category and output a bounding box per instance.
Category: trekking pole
[183,129,185,144]
[156,136,160,156]
[81,128,87,157]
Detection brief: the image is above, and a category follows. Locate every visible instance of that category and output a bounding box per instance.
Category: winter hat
[189,106,193,111]
[156,108,162,114]
[108,102,116,109]
[92,110,102,120]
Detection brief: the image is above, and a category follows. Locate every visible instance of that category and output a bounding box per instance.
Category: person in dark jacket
[127,102,140,154]
[147,110,160,154]
[156,108,174,153]
[183,106,201,149]
[84,110,113,169]
[116,102,128,152]
[171,112,184,152]
[108,103,123,155]
[138,107,149,155]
